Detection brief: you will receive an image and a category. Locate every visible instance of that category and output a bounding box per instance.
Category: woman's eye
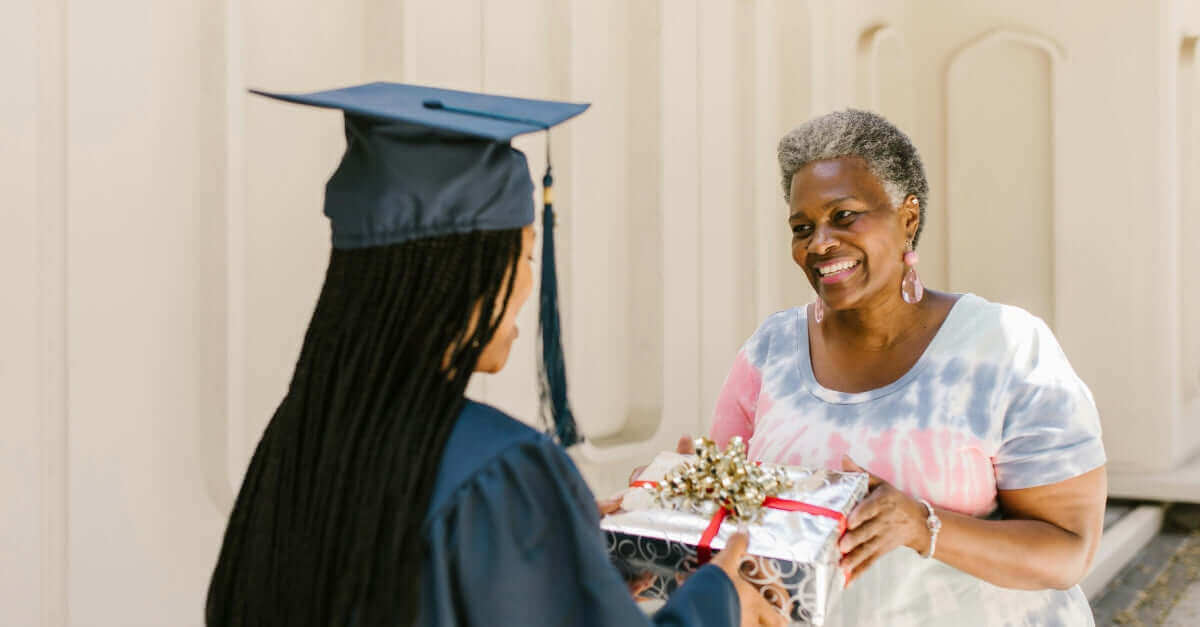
[791,224,812,237]
[833,210,857,224]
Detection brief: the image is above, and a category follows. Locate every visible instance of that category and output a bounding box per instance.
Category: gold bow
[654,436,793,522]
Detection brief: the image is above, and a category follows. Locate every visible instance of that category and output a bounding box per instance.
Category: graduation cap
[252,82,588,446]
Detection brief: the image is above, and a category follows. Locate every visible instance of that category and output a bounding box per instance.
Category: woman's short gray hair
[778,109,929,246]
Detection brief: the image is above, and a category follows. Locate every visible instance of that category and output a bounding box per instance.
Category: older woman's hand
[837,456,928,586]
[626,435,698,484]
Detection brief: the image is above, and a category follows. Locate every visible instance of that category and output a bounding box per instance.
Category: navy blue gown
[418,400,739,626]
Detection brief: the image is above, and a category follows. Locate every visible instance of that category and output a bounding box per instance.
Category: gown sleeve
[419,436,740,627]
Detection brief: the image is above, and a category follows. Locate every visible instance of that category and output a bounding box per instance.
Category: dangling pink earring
[901,240,924,304]
[813,297,826,323]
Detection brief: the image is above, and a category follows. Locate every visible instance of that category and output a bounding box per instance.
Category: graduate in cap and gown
[205,83,784,627]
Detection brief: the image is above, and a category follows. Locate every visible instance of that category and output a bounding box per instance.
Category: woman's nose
[808,223,837,255]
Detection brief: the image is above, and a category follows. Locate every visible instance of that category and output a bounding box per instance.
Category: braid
[206,229,523,626]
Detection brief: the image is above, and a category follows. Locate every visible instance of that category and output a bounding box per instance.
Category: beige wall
[4,0,1200,624]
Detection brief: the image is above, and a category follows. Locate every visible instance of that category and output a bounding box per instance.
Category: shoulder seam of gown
[422,434,558,532]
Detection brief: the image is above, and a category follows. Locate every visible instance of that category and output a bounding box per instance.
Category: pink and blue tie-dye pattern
[709,294,1104,626]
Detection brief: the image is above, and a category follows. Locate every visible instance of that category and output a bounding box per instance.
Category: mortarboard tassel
[538,148,581,446]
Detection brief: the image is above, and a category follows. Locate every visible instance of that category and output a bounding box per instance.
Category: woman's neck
[820,292,935,352]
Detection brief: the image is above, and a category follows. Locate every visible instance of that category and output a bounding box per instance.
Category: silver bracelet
[917,498,941,559]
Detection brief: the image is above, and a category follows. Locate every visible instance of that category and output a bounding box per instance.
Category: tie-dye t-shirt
[709,293,1105,626]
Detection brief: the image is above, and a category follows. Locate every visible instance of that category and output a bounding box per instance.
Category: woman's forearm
[839,466,1105,591]
[912,508,1092,590]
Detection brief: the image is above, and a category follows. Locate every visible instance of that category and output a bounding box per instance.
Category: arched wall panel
[947,32,1058,327]
[857,25,914,133]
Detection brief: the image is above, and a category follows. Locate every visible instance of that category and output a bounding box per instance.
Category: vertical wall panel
[237,0,369,474]
[0,1,48,624]
[0,0,71,623]
[362,0,406,81]
[221,0,246,511]
[752,0,785,323]
[66,0,233,622]
[947,36,1056,327]
[772,0,816,314]
[697,0,755,423]
[753,0,814,322]
[570,0,700,490]
[779,2,813,127]
[1177,36,1200,461]
[478,0,557,423]
[36,0,70,620]
[623,0,665,439]
[565,0,630,439]
[657,0,703,441]
[396,0,481,89]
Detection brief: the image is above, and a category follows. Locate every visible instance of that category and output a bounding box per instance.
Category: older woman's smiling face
[789,156,919,311]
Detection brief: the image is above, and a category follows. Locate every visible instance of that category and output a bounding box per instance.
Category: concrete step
[1083,503,1165,600]
[1090,503,1200,625]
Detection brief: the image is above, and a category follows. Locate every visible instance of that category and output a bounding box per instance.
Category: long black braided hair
[206,228,523,626]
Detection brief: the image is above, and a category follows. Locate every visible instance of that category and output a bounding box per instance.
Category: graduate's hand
[710,530,787,627]
[624,571,655,599]
[737,556,791,616]
[837,456,927,586]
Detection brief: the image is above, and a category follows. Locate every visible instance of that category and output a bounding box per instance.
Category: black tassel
[538,162,581,446]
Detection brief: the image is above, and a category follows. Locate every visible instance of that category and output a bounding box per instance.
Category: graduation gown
[418,400,740,626]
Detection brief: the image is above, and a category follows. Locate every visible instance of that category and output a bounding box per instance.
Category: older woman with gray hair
[708,110,1106,625]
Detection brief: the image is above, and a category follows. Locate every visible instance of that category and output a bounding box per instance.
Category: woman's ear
[901,195,920,240]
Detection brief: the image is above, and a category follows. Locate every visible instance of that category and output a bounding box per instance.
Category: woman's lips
[817,260,860,284]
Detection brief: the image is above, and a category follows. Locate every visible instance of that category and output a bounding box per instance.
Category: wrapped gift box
[600,443,869,625]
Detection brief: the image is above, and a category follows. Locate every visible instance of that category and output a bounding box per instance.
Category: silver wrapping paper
[600,452,869,625]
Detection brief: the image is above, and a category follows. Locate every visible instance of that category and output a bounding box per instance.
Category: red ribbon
[630,481,848,564]
[761,497,847,536]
